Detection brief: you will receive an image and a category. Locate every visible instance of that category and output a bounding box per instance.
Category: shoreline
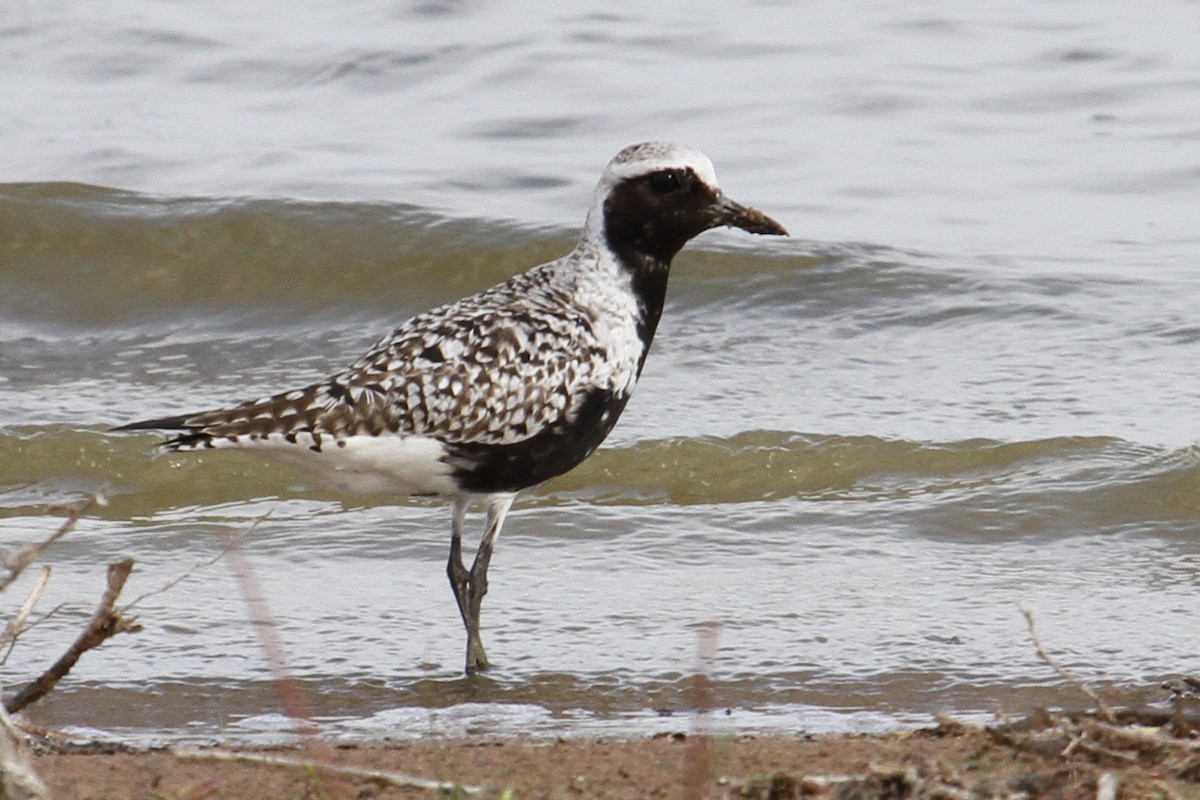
[30,711,1200,799]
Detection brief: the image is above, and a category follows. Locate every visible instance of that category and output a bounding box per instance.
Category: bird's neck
[604,243,673,377]
[578,207,683,375]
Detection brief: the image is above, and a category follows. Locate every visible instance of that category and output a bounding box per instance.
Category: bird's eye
[647,170,684,194]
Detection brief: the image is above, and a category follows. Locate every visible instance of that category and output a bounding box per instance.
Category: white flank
[226,433,457,496]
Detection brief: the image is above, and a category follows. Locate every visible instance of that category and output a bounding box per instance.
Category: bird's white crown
[583,141,721,242]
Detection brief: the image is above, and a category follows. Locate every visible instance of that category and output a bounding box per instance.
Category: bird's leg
[446,497,473,641]
[453,493,515,675]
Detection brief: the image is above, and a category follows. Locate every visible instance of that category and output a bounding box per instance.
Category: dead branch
[121,513,266,612]
[1080,717,1200,755]
[1,603,70,660]
[0,702,47,800]
[219,527,353,799]
[174,748,483,795]
[1069,736,1140,764]
[220,527,319,738]
[683,621,720,800]
[219,521,488,798]
[0,567,52,662]
[4,558,141,714]
[1018,603,1116,723]
[0,495,102,593]
[1096,772,1118,800]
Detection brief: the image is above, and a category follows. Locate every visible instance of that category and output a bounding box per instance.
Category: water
[2,0,1200,744]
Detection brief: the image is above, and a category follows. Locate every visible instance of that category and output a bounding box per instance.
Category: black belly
[445,388,631,494]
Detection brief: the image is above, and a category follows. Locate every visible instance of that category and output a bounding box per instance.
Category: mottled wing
[111,377,400,452]
[337,299,606,445]
[115,270,612,452]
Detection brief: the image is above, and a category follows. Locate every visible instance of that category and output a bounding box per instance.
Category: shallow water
[2,0,1200,744]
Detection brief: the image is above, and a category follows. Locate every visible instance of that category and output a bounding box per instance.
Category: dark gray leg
[446,497,473,657]
[445,494,515,674]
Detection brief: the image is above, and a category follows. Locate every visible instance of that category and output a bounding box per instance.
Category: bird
[112,141,788,674]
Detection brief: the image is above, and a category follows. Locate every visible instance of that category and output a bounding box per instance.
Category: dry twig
[1080,718,1200,755]
[219,526,354,799]
[220,526,320,738]
[0,567,52,662]
[1018,603,1116,723]
[0,499,106,800]
[175,749,483,795]
[0,702,47,800]
[5,558,141,714]
[121,514,265,611]
[0,495,102,593]
[683,621,720,800]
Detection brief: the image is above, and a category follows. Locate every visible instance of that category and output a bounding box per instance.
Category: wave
[4,183,1104,368]
[0,182,814,332]
[4,426,1198,524]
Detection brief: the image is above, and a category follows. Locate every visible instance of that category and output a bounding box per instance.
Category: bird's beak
[711,193,789,236]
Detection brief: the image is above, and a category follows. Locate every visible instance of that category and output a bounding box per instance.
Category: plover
[113,142,787,674]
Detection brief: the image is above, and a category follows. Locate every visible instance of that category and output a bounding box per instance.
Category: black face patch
[599,167,723,356]
[601,167,722,266]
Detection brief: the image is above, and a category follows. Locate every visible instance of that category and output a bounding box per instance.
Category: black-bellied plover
[113,142,788,674]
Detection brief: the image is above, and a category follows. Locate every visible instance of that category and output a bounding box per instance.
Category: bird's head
[584,141,788,265]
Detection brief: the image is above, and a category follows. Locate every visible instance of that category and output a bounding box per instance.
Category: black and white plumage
[113,142,788,674]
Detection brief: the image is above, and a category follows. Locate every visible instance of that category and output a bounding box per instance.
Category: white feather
[217,434,457,496]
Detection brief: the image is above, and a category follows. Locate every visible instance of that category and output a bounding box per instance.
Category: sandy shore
[30,715,1200,799]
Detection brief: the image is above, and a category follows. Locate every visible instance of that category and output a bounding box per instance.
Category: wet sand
[31,717,1200,799]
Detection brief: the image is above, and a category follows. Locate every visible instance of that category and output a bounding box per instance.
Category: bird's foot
[465,631,489,674]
